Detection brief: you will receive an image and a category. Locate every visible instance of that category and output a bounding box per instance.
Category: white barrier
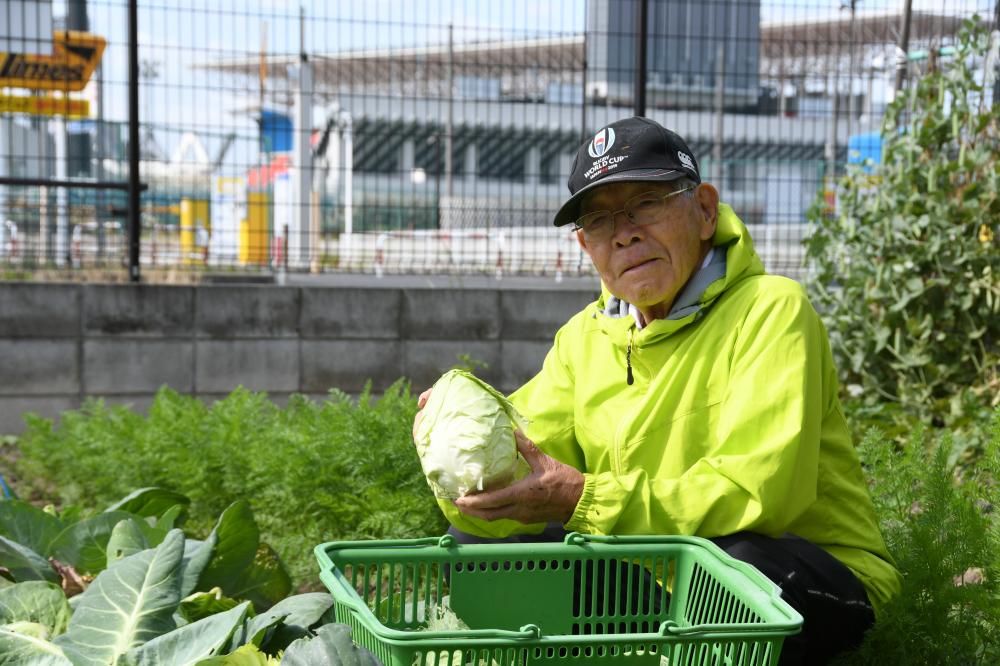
[338,227,592,276]
[337,223,813,280]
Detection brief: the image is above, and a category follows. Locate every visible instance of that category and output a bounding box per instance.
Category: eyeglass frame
[571,184,696,241]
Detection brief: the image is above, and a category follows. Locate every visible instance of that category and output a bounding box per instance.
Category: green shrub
[842,393,998,477]
[842,407,1000,664]
[13,382,447,587]
[806,17,999,428]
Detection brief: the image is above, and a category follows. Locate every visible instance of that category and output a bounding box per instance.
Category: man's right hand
[412,388,433,441]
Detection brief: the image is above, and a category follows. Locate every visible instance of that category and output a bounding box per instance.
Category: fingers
[455,484,520,511]
[417,388,433,409]
[412,410,425,441]
[413,389,433,440]
[514,429,543,463]
[454,501,517,522]
[454,432,544,512]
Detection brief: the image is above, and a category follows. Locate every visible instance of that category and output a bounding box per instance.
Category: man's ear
[575,228,591,255]
[694,183,720,241]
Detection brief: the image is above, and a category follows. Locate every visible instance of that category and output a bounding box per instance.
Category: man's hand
[454,430,585,525]
[412,388,433,441]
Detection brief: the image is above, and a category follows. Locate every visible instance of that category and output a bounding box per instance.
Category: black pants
[447,526,874,665]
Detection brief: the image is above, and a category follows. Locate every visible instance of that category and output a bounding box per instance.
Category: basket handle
[317,534,458,558]
[319,535,451,552]
[517,624,542,639]
[656,619,802,637]
[563,532,695,546]
[415,623,543,640]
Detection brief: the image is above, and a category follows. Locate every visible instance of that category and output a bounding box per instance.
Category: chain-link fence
[1,0,996,282]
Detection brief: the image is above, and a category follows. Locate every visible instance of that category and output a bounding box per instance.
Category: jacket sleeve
[434,319,587,538]
[565,287,829,538]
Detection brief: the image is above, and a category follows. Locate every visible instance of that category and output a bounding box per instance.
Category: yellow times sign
[0,94,90,118]
[0,31,106,92]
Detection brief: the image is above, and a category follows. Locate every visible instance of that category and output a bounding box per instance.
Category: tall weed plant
[13,383,447,586]
[843,407,1000,664]
[806,17,999,428]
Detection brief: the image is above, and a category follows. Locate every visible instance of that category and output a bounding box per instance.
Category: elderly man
[415,117,900,664]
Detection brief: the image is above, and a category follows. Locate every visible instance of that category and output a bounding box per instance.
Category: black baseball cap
[553,117,701,227]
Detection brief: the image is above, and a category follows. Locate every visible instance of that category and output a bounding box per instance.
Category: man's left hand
[453,430,585,524]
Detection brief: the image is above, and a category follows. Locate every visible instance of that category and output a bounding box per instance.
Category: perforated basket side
[315,535,802,666]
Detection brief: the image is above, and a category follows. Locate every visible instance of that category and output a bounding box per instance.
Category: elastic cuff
[564,473,597,533]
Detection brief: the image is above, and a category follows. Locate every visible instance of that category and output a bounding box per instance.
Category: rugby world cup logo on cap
[588,128,616,158]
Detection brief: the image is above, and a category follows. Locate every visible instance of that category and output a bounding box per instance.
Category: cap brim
[552,168,691,227]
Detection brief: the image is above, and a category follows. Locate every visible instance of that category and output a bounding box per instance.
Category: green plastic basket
[315,532,803,666]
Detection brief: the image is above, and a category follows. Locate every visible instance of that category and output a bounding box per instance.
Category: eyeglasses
[573,186,695,242]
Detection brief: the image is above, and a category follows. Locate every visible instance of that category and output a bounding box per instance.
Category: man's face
[575,181,719,317]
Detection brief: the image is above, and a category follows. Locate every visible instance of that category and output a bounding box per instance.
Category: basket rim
[314,532,804,646]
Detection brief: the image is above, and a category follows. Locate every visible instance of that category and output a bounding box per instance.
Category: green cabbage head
[413,369,530,499]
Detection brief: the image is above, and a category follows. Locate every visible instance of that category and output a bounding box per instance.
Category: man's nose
[612,211,642,246]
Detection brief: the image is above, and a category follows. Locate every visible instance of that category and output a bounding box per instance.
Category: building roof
[196,35,584,88]
[195,10,972,107]
[761,10,965,59]
[198,10,968,81]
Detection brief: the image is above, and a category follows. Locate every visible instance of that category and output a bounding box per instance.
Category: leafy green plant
[806,17,999,428]
[280,624,381,666]
[0,489,291,608]
[0,489,379,664]
[12,382,447,586]
[841,408,1000,664]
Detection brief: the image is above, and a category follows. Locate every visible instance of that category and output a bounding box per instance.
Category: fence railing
[0,200,811,283]
[1,0,995,282]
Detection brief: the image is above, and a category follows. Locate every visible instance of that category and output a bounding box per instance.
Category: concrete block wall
[0,283,597,434]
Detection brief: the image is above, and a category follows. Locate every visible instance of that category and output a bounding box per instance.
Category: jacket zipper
[615,327,638,474]
[626,328,635,386]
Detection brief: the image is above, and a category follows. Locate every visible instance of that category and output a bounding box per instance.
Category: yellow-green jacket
[439,204,902,615]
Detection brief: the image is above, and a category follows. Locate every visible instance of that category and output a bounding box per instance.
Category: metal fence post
[634,0,648,118]
[894,0,914,94]
[127,0,141,283]
[994,0,1000,107]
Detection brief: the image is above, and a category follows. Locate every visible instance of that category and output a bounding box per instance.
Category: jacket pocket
[628,399,723,477]
[669,397,723,423]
